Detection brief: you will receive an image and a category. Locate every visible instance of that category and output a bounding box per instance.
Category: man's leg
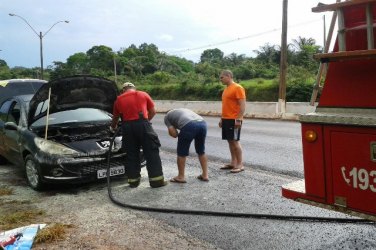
[228,140,243,169]
[227,140,238,167]
[173,156,187,181]
[171,124,194,183]
[141,122,166,188]
[198,153,208,179]
[123,122,141,187]
[194,122,208,179]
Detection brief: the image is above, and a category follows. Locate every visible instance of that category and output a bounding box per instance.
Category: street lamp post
[9,13,69,80]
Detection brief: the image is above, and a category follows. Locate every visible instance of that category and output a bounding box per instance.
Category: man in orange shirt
[111,82,167,188]
[219,70,246,173]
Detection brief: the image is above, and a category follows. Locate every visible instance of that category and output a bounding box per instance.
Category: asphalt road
[152,114,304,177]
[111,115,376,250]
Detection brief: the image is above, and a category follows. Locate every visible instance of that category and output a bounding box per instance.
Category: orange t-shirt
[221,83,246,119]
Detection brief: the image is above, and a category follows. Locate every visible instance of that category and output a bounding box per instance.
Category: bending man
[164,108,209,183]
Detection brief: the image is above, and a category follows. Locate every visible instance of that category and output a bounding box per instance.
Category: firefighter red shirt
[113,90,154,121]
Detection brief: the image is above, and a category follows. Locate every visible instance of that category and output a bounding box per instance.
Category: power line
[172,18,322,54]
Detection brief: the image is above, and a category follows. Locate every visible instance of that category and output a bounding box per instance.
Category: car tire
[24,155,44,191]
[0,155,7,165]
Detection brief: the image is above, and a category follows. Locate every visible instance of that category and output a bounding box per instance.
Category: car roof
[0,79,47,86]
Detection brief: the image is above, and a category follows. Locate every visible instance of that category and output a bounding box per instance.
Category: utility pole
[278,0,288,114]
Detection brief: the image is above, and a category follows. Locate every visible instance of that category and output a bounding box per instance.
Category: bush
[146,71,171,84]
[245,82,279,101]
[286,82,313,102]
[139,76,316,102]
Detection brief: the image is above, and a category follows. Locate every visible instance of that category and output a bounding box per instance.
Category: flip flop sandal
[220,164,234,170]
[230,167,245,173]
[197,175,209,182]
[170,177,187,183]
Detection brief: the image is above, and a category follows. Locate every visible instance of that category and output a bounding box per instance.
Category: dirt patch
[0,164,218,249]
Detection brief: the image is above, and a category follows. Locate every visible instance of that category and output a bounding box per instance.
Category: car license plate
[97,166,125,179]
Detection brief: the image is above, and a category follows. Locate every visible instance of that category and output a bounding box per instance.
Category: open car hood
[28,75,119,125]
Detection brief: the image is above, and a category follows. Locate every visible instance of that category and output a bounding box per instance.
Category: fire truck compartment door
[331,131,376,215]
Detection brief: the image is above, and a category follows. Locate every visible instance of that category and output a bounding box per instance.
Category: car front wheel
[25,155,44,191]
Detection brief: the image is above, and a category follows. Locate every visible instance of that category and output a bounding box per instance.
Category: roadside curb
[156,110,300,121]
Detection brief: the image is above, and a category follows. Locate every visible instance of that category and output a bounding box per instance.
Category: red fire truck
[282,0,376,221]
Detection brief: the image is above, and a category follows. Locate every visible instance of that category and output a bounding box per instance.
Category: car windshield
[30,108,111,128]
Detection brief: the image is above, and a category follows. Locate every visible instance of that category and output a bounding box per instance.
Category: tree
[119,44,139,58]
[254,43,280,65]
[291,36,317,50]
[49,61,71,81]
[223,53,246,67]
[156,54,182,75]
[0,59,8,67]
[290,37,321,72]
[167,56,194,73]
[232,60,257,80]
[10,67,39,79]
[194,62,218,84]
[0,60,11,79]
[86,45,114,72]
[118,43,163,77]
[66,52,89,74]
[200,48,224,64]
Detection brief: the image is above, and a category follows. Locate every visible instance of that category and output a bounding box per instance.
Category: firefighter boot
[149,176,167,188]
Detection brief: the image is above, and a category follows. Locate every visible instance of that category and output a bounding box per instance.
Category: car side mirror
[4,122,18,131]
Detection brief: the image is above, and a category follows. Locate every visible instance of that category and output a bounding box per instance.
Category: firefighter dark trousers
[121,119,165,187]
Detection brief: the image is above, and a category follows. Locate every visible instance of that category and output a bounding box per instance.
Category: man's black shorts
[221,119,242,141]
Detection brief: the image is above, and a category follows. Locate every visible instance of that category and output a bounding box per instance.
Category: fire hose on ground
[106,127,374,224]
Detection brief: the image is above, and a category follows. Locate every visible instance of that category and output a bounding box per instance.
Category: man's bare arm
[148,107,156,120]
[168,126,179,138]
[237,99,246,119]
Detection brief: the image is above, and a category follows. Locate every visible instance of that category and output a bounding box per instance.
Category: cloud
[157,34,174,42]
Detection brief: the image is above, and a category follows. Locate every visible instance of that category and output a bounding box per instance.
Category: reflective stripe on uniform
[128,177,141,183]
[149,175,164,181]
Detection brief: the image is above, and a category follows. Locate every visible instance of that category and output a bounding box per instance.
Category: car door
[0,100,12,157]
[2,100,23,165]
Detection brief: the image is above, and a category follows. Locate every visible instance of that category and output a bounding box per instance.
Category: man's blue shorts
[177,120,207,157]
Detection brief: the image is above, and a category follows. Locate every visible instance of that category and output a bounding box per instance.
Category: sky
[0,0,335,68]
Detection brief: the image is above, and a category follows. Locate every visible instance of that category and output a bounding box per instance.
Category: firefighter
[110,82,167,188]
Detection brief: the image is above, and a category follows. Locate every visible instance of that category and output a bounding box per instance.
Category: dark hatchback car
[0,76,133,190]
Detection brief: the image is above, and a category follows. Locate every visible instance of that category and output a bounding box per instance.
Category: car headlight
[34,137,78,155]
